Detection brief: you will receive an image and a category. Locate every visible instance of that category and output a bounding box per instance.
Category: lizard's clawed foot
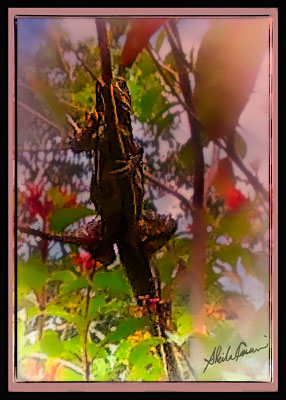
[109,155,141,176]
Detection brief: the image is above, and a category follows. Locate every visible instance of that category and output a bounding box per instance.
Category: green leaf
[164,51,176,70]
[129,337,164,364]
[178,138,195,170]
[239,248,257,274]
[18,256,49,292]
[128,354,164,381]
[47,187,70,209]
[138,86,161,122]
[215,244,242,267]
[88,294,106,319]
[58,366,84,381]
[173,237,193,257]
[156,113,175,136]
[128,80,141,99]
[92,267,132,296]
[155,255,175,286]
[87,341,102,360]
[108,317,150,343]
[44,304,85,330]
[205,262,221,289]
[115,339,133,360]
[128,338,165,381]
[215,244,255,274]
[138,53,157,75]
[44,304,75,322]
[26,306,41,319]
[50,270,77,285]
[155,29,166,52]
[59,276,89,295]
[233,131,247,159]
[219,210,250,239]
[174,309,192,336]
[91,357,114,381]
[39,331,64,358]
[62,335,82,355]
[29,79,68,127]
[49,206,95,233]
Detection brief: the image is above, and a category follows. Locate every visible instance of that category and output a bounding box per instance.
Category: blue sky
[17,18,51,54]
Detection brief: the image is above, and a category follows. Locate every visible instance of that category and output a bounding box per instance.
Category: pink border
[8,7,278,392]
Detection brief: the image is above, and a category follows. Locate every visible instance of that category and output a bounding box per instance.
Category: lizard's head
[112,77,131,111]
[112,77,132,127]
[95,77,132,129]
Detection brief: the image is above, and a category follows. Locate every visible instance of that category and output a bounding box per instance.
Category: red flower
[23,182,53,219]
[187,224,193,234]
[72,252,95,273]
[225,188,248,212]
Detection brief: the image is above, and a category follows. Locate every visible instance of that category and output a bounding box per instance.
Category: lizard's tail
[18,225,89,248]
[117,239,157,299]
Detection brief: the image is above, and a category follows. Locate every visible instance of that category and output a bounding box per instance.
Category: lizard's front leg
[108,154,142,176]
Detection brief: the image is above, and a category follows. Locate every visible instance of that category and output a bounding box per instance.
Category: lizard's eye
[118,80,127,90]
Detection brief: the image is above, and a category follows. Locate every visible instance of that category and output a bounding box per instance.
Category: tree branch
[17,100,62,132]
[166,21,205,209]
[165,20,206,330]
[95,19,113,84]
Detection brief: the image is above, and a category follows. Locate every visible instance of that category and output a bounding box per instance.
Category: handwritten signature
[203,335,269,373]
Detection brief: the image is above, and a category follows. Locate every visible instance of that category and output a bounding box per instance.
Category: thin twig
[50,29,73,81]
[68,351,82,363]
[83,320,91,381]
[144,169,193,213]
[66,113,82,134]
[17,100,62,132]
[146,46,194,117]
[70,45,97,81]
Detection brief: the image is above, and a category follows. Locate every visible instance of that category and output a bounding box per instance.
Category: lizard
[69,76,181,380]
[19,77,178,297]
